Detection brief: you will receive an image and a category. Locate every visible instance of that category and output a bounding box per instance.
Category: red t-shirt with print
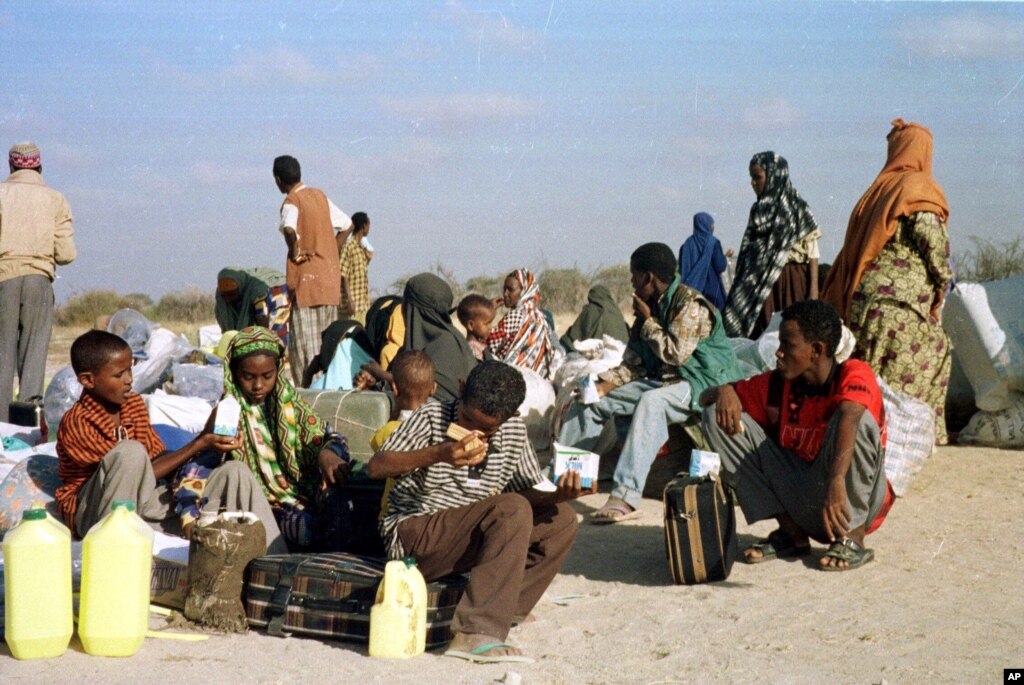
[732,359,886,463]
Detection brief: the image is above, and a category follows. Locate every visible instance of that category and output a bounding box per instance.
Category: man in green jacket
[558,242,741,523]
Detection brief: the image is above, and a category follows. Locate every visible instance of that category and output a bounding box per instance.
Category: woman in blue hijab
[678,212,729,310]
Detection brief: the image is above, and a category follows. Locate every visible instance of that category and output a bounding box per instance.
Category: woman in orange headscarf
[822,119,952,443]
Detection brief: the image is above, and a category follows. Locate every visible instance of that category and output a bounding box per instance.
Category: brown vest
[283,186,341,308]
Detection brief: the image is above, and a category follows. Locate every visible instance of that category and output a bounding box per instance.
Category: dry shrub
[56,290,153,326]
[592,264,634,309]
[956,236,1024,283]
[538,267,591,314]
[152,287,215,323]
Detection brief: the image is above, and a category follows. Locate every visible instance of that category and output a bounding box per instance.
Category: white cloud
[741,98,802,130]
[153,48,380,90]
[896,12,1024,61]
[444,0,542,52]
[380,92,541,132]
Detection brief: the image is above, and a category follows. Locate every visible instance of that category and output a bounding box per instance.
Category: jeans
[558,379,693,509]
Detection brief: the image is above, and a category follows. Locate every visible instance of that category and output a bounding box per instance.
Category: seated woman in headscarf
[487,268,556,378]
[401,273,477,401]
[301,319,375,389]
[678,212,730,311]
[174,326,350,550]
[560,285,629,350]
[722,152,821,339]
[215,267,290,346]
[823,119,952,444]
[364,294,405,371]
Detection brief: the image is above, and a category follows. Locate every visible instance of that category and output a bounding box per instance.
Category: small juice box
[552,442,599,489]
[688,449,721,478]
[212,396,241,437]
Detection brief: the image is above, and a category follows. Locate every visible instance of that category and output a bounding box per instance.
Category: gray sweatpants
[75,440,288,554]
[0,274,54,423]
[702,407,887,539]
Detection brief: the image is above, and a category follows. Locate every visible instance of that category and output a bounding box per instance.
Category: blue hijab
[678,212,727,310]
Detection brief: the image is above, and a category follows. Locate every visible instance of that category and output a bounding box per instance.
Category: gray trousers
[75,440,288,554]
[701,407,887,539]
[0,275,54,422]
[288,304,339,387]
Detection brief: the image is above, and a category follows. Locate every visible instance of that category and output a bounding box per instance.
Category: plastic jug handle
[381,563,403,608]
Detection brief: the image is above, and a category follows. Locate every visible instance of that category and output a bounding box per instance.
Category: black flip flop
[743,529,812,564]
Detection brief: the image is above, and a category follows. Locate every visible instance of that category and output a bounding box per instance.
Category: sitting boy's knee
[103,440,150,467]
[491,493,533,525]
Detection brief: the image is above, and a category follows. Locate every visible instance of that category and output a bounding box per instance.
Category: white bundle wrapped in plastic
[145,390,215,433]
[132,328,196,394]
[198,324,223,349]
[957,392,1024,449]
[516,367,556,453]
[943,278,1024,412]
[549,336,626,444]
[754,312,857,370]
[43,366,84,431]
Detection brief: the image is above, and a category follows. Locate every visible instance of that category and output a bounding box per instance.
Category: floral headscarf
[224,326,329,506]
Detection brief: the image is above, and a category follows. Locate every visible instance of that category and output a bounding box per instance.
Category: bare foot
[512,613,537,627]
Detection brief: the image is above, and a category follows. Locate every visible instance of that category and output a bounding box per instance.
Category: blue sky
[2,1,1022,303]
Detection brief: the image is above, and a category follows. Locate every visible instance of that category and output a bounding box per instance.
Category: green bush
[55,290,153,326]
[955,236,1024,283]
[152,287,215,323]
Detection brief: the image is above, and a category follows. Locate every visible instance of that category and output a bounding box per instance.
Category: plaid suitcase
[244,552,467,648]
[663,474,738,584]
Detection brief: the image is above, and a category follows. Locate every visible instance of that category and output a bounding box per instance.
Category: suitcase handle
[265,558,305,637]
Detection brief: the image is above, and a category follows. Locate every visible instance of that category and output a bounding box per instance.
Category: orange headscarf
[822,119,950,321]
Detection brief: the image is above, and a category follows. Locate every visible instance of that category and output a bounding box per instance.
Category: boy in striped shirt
[367,361,594,664]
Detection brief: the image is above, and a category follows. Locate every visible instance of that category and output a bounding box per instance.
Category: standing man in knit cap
[0,142,76,422]
[558,242,742,524]
[273,155,353,386]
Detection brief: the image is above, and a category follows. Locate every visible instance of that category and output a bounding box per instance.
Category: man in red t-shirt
[699,300,887,571]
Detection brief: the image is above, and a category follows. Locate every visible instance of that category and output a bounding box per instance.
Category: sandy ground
[3,442,1021,685]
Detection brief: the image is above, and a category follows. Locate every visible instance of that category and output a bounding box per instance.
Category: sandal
[820,538,875,572]
[444,642,535,664]
[742,529,811,564]
[588,498,642,525]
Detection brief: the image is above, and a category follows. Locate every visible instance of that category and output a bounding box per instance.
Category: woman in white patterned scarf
[722,152,820,339]
[487,268,556,378]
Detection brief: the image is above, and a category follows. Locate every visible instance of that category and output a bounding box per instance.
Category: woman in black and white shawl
[722,151,820,339]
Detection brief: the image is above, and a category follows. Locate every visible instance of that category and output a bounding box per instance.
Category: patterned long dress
[848,211,952,444]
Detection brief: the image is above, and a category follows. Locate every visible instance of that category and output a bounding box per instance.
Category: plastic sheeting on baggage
[943,278,1024,412]
[957,391,1024,449]
[549,336,626,448]
[144,391,214,433]
[132,328,196,394]
[170,363,224,404]
[879,377,935,496]
[517,366,556,453]
[43,366,83,432]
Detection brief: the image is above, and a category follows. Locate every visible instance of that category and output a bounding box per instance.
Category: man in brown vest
[273,155,352,386]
